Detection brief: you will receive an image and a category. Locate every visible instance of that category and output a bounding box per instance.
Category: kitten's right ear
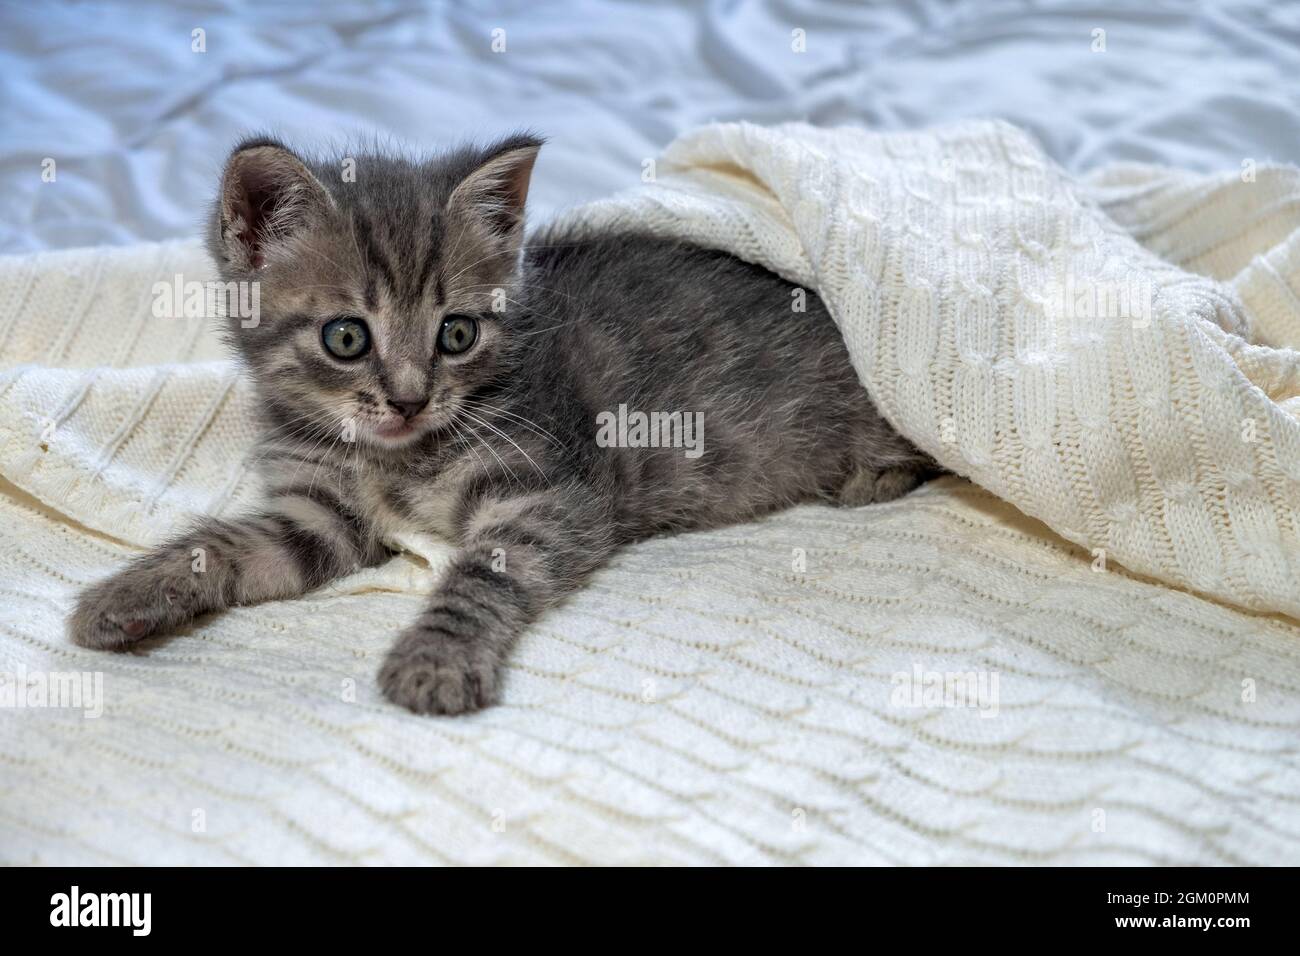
[447,134,543,249]
[215,138,332,272]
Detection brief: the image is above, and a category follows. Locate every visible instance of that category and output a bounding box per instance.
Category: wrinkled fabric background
[2,0,1297,254]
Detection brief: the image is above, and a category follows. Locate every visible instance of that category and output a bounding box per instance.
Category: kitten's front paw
[68,565,197,651]
[379,628,501,715]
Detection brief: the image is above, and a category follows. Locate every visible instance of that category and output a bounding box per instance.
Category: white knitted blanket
[2,121,1300,865]
[566,120,1300,619]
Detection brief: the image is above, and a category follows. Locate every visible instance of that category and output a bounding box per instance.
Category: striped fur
[68,135,936,714]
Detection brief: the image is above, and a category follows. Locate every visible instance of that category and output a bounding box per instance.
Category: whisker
[459,398,566,449]
[448,420,489,477]
[459,417,521,487]
[305,410,352,499]
[458,408,549,484]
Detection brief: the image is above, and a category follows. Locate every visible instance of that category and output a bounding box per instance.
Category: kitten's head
[208,133,542,450]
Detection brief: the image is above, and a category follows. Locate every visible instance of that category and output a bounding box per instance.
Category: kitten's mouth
[364,397,457,447]
[372,415,426,444]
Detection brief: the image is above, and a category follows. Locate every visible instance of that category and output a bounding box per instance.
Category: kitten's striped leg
[379,490,617,715]
[69,486,382,650]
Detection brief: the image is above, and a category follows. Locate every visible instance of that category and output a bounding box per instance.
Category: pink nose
[387,398,428,420]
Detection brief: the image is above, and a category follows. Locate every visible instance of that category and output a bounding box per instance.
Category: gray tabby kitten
[69,134,935,714]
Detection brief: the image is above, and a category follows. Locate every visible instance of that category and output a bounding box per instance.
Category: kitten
[69,134,936,714]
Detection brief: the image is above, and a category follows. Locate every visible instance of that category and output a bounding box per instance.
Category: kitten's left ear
[215,138,334,273]
[447,135,542,248]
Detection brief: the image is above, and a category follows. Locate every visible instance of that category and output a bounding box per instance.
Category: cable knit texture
[2,121,1299,865]
[562,120,1300,618]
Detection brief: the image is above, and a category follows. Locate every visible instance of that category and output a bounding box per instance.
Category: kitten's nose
[387,398,428,420]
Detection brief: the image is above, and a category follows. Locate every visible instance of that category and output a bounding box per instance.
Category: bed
[2,0,1298,865]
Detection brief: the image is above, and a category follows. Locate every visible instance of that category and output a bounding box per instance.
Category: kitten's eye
[438,315,478,355]
[322,317,370,360]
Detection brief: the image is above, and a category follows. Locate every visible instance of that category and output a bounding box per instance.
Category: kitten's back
[515,230,931,533]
